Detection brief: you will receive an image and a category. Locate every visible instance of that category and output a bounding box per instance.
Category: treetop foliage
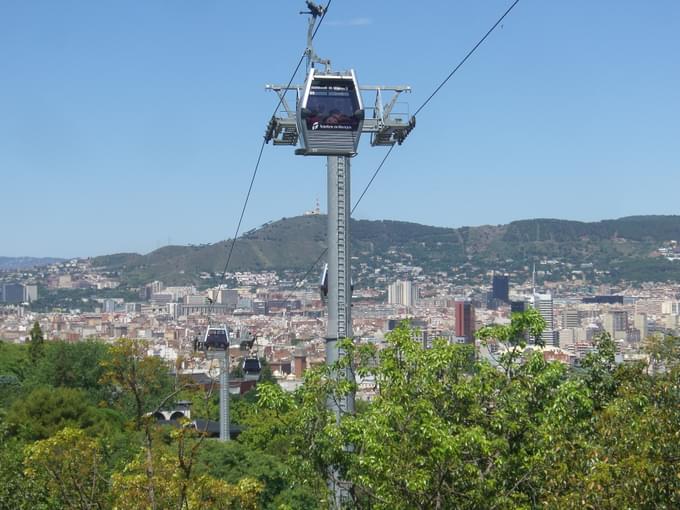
[1,314,679,509]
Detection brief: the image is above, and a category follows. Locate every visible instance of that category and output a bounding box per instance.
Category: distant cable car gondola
[195,325,229,352]
[296,68,364,156]
[242,357,262,381]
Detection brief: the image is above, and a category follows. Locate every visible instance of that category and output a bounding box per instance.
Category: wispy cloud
[326,17,372,27]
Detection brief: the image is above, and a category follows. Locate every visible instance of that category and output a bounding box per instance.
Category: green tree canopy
[254,314,680,509]
[28,321,45,365]
[5,386,123,442]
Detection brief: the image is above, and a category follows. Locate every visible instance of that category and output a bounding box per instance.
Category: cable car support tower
[196,325,231,442]
[265,2,415,506]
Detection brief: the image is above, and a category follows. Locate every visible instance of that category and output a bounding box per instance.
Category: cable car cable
[233,0,516,303]
[291,145,395,283]
[413,0,520,117]
[351,0,521,213]
[217,0,332,284]
[351,144,396,213]
[291,0,521,285]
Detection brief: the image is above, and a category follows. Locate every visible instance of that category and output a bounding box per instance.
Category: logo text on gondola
[312,123,353,131]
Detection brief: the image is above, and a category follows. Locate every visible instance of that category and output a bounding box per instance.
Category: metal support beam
[219,353,229,441]
[326,155,354,507]
[208,350,230,442]
[325,155,354,410]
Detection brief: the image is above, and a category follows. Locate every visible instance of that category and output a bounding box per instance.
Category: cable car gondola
[238,329,256,351]
[296,68,364,156]
[242,357,262,381]
[195,325,230,352]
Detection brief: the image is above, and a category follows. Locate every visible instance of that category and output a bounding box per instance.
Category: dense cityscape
[2,239,679,385]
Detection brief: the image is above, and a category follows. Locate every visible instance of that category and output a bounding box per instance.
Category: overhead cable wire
[218,0,332,284]
[291,0,521,288]
[352,0,521,212]
[413,0,520,117]
[288,142,395,288]
[351,144,395,213]
[241,0,517,292]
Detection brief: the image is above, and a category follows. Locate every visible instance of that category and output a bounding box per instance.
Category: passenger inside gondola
[325,101,351,125]
[305,85,360,130]
[306,99,326,125]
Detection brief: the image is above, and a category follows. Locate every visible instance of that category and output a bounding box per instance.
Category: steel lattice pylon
[264,3,415,507]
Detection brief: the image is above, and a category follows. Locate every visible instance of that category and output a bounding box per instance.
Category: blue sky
[1,0,678,258]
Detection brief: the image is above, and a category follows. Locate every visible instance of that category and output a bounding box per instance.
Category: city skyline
[2,1,679,257]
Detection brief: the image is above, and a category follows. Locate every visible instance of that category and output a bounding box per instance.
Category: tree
[643,332,680,374]
[28,321,45,364]
[110,429,263,510]
[538,359,680,508]
[0,374,21,409]
[231,363,245,379]
[5,386,123,442]
[256,313,678,509]
[100,338,184,508]
[0,423,50,510]
[475,308,546,377]
[100,338,174,430]
[580,331,618,407]
[197,439,320,509]
[1,310,677,508]
[258,358,276,384]
[0,341,29,381]
[50,341,110,394]
[18,341,112,405]
[24,427,110,510]
[258,323,506,508]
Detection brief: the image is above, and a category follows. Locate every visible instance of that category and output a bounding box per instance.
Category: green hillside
[90,215,680,286]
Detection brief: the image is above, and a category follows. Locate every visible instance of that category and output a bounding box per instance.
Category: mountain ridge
[0,257,65,271]
[88,214,680,286]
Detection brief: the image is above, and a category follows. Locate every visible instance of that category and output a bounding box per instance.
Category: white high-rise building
[562,308,581,328]
[23,284,38,303]
[533,293,558,346]
[388,280,418,307]
[604,310,628,339]
[634,313,648,341]
[662,300,680,315]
